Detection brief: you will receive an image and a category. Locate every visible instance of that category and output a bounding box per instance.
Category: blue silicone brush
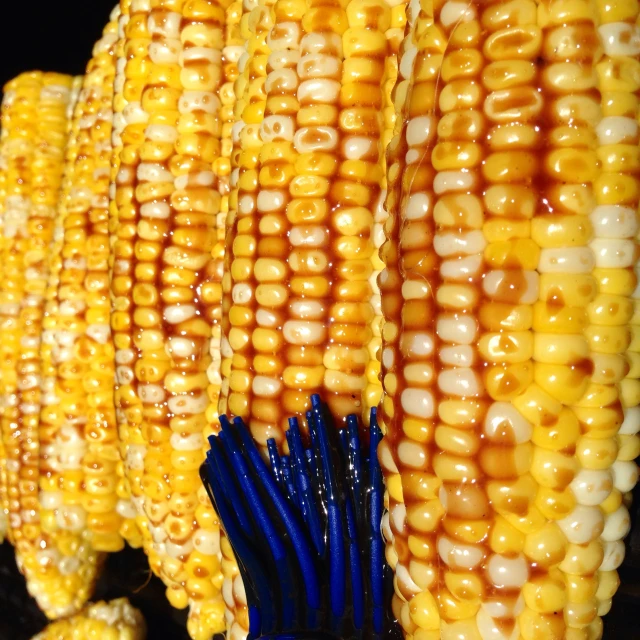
[200,395,402,640]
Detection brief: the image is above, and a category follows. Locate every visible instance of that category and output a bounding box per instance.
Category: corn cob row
[31,597,146,640]
[54,10,132,554]
[212,1,248,637]
[379,0,445,632]
[179,1,230,637]
[365,0,407,427]
[109,0,144,550]
[0,72,41,547]
[38,72,84,542]
[219,0,274,438]
[530,4,607,637]
[589,1,640,626]
[111,0,153,551]
[207,0,243,437]
[0,80,15,540]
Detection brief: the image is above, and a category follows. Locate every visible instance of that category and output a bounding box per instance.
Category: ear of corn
[0,71,102,620]
[37,11,131,558]
[379,0,640,639]
[112,0,229,636]
[219,0,403,447]
[31,598,146,640]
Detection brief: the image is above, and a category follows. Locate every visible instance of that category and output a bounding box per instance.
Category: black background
[0,1,116,90]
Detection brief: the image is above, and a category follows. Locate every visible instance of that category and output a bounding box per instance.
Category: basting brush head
[200,396,402,640]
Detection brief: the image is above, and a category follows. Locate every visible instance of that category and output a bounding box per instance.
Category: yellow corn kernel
[31,598,146,640]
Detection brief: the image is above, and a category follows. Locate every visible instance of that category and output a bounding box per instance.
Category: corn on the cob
[219,0,402,447]
[31,597,146,640]
[112,0,228,636]
[379,0,640,638]
[0,71,101,619]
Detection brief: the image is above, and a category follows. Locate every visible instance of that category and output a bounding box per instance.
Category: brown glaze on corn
[219,0,398,447]
[113,0,228,636]
[379,0,640,638]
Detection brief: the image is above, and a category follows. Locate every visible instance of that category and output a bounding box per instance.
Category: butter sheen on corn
[379,0,640,639]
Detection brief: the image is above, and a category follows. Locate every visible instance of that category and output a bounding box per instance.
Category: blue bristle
[221,421,297,629]
[287,419,325,556]
[306,410,326,518]
[314,401,346,624]
[209,436,253,534]
[305,448,315,474]
[344,493,364,630]
[267,438,284,489]
[368,411,385,634]
[280,456,298,509]
[204,439,273,636]
[201,398,397,639]
[346,414,363,513]
[232,417,322,613]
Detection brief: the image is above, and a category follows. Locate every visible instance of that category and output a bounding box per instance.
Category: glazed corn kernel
[31,597,146,640]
